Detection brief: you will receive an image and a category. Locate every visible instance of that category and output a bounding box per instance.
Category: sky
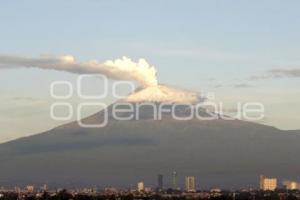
[0,0,300,143]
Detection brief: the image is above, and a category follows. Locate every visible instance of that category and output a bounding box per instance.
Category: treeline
[0,189,299,200]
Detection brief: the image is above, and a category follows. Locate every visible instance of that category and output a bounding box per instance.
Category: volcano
[0,85,299,189]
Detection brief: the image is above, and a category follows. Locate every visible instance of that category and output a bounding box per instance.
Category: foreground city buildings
[0,187,300,200]
[0,175,300,200]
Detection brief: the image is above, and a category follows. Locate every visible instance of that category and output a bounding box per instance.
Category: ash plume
[125,84,202,104]
[0,54,157,88]
[0,54,202,103]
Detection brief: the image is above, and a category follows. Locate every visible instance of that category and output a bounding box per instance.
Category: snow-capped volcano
[124,84,201,104]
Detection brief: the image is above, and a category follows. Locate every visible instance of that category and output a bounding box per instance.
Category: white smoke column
[0,54,158,88]
[125,84,202,104]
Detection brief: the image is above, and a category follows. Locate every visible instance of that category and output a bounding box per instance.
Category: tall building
[185,176,196,192]
[172,171,178,190]
[157,174,163,190]
[42,184,47,191]
[137,181,145,192]
[260,175,277,191]
[283,180,300,190]
[26,185,34,193]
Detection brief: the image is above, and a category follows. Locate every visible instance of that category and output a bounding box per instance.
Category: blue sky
[0,0,300,142]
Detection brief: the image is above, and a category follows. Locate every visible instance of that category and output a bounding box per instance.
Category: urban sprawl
[0,174,300,200]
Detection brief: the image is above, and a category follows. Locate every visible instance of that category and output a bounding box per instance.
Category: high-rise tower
[157,174,163,190]
[185,176,196,192]
[172,171,178,190]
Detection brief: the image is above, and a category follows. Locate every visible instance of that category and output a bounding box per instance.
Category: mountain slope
[0,102,299,189]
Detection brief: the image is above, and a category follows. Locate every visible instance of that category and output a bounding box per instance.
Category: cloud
[249,68,300,80]
[12,97,42,102]
[233,83,252,88]
[268,69,300,78]
[213,84,223,88]
[0,54,158,88]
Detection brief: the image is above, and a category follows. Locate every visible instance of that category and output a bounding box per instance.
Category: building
[172,171,178,190]
[260,175,277,191]
[42,184,47,191]
[185,176,196,192]
[283,180,300,190]
[14,186,21,194]
[144,187,152,193]
[157,174,163,190]
[137,181,145,192]
[104,187,118,194]
[26,185,34,193]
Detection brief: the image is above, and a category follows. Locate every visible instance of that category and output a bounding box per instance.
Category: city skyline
[0,174,299,192]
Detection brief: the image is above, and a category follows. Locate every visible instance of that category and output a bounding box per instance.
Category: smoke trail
[0,54,158,87]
